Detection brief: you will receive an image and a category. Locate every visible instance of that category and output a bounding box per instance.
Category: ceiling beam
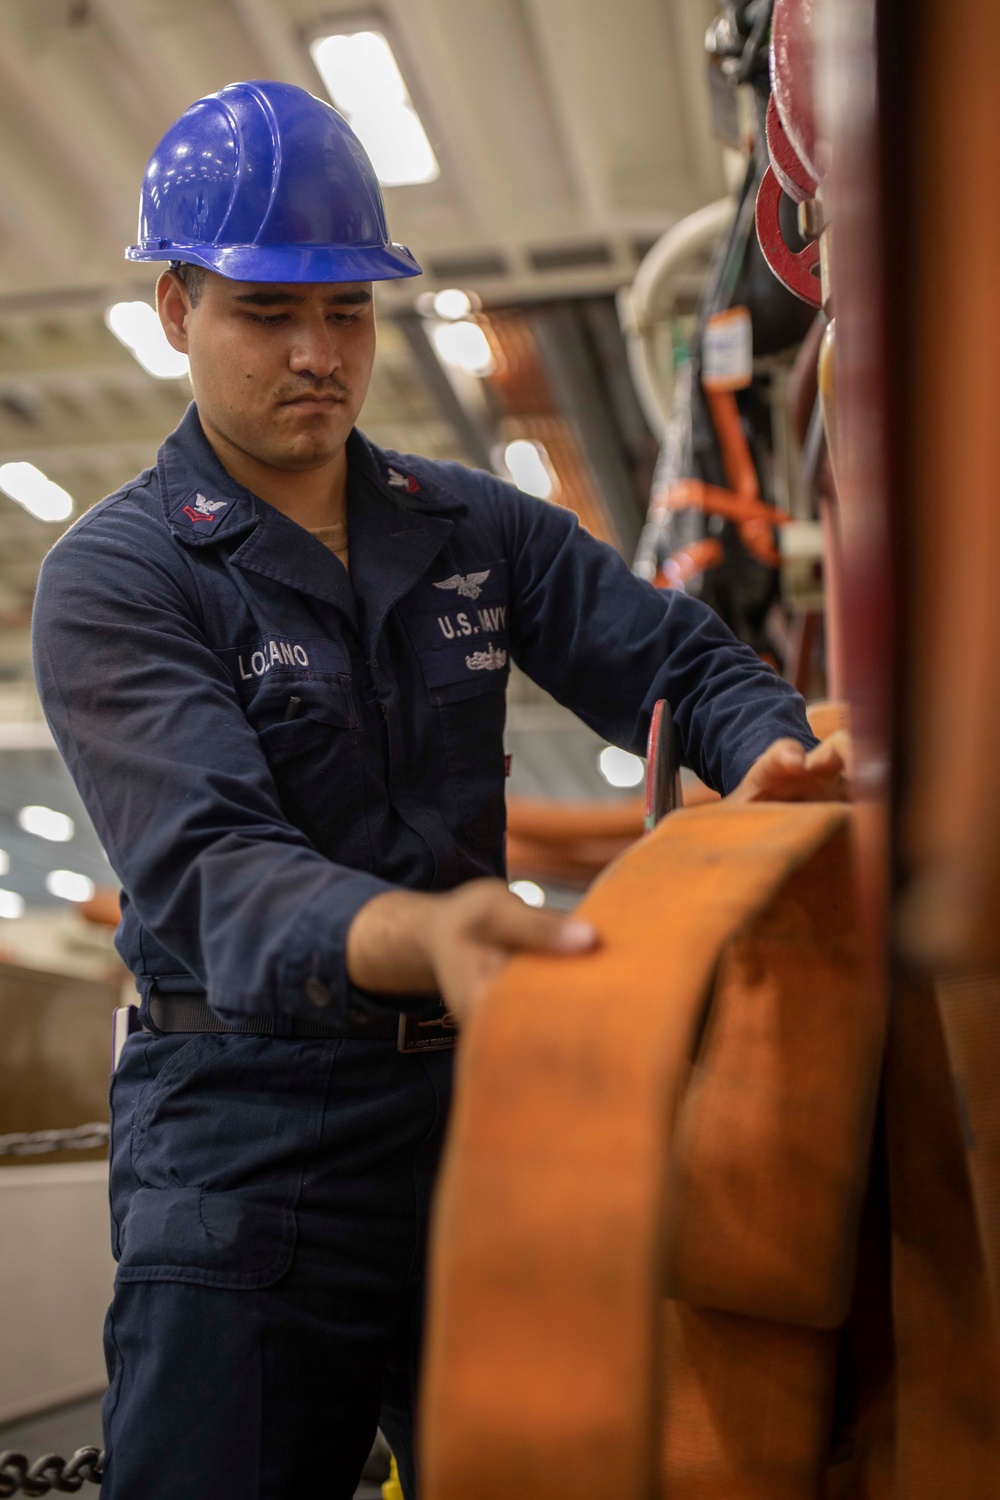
[395,313,497,471]
[227,0,318,91]
[518,0,611,224]
[661,0,727,196]
[0,348,162,385]
[0,411,452,473]
[529,303,645,557]
[0,156,77,282]
[0,15,139,258]
[384,0,573,240]
[0,435,165,470]
[86,0,184,122]
[521,0,715,226]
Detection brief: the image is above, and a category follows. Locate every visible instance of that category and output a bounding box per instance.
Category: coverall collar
[159,403,259,547]
[347,464,455,656]
[157,403,457,623]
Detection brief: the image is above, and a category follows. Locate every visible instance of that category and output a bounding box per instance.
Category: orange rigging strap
[421,802,876,1500]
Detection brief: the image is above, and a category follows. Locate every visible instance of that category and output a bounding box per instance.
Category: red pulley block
[770,0,820,186]
[755,166,822,308]
[765,94,816,205]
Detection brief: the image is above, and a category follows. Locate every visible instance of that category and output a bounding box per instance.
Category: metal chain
[0,1448,103,1496]
[0,1125,109,1159]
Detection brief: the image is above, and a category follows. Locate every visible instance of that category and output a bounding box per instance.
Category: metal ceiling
[0,0,723,299]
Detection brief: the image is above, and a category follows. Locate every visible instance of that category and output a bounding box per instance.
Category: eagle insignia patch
[181,492,230,525]
[387,467,420,495]
[434,570,491,601]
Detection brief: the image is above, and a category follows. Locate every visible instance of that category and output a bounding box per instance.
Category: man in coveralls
[32,82,847,1500]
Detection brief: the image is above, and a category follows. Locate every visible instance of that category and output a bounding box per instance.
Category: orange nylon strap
[705,388,761,502]
[663,477,790,529]
[667,823,881,1330]
[421,801,863,1500]
[703,388,785,567]
[886,981,1000,1495]
[935,971,1000,1320]
[661,1304,839,1500]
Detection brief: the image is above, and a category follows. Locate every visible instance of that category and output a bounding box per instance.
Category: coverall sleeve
[496,480,818,794]
[31,502,394,1023]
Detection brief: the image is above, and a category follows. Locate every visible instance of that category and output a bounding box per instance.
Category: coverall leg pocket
[128,1032,333,1202]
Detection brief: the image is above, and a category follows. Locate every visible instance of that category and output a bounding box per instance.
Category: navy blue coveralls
[32,405,817,1500]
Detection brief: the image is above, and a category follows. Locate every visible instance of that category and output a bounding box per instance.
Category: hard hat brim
[125,240,422,283]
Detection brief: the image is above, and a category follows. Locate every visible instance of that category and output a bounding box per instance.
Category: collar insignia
[180,491,230,526]
[387,467,420,495]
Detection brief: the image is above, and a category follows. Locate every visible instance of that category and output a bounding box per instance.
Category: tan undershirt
[307,519,349,572]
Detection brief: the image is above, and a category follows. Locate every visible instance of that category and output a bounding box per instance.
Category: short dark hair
[171,262,208,307]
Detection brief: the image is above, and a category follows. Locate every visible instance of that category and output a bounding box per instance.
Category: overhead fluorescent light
[310,30,439,186]
[0,462,73,522]
[431,319,495,376]
[509,879,545,908]
[105,301,190,380]
[46,869,96,903]
[433,288,473,321]
[504,439,556,500]
[18,805,74,842]
[598,746,645,789]
[0,889,24,919]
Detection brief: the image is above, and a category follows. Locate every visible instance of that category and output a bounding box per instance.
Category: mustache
[276,378,351,402]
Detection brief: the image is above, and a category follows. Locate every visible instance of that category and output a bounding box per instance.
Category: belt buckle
[397,1007,459,1054]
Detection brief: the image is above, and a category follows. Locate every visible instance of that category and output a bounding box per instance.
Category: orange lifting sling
[420,801,881,1500]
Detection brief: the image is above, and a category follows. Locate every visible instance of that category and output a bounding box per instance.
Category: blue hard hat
[127,79,421,283]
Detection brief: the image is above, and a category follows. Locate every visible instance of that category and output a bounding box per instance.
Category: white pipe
[618,196,735,440]
[0,721,54,750]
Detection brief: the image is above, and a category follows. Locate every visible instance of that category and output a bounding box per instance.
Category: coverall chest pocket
[400,574,511,848]
[253,676,373,868]
[433,672,509,846]
[412,633,510,848]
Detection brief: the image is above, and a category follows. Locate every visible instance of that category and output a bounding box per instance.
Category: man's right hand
[345,879,598,1024]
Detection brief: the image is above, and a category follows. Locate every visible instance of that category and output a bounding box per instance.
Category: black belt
[147,993,458,1053]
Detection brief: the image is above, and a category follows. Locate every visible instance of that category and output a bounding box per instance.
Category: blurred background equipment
[623,0,823,673]
[0,965,118,1428]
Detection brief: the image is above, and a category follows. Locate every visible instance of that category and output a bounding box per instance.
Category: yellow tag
[382,1456,404,1500]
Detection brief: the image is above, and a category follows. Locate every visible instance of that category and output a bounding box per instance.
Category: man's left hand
[727,730,851,804]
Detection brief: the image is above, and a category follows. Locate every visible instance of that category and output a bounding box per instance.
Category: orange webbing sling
[887,978,1000,1498]
[420,802,880,1500]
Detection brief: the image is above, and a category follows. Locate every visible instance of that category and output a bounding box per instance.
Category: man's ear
[157,270,191,354]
